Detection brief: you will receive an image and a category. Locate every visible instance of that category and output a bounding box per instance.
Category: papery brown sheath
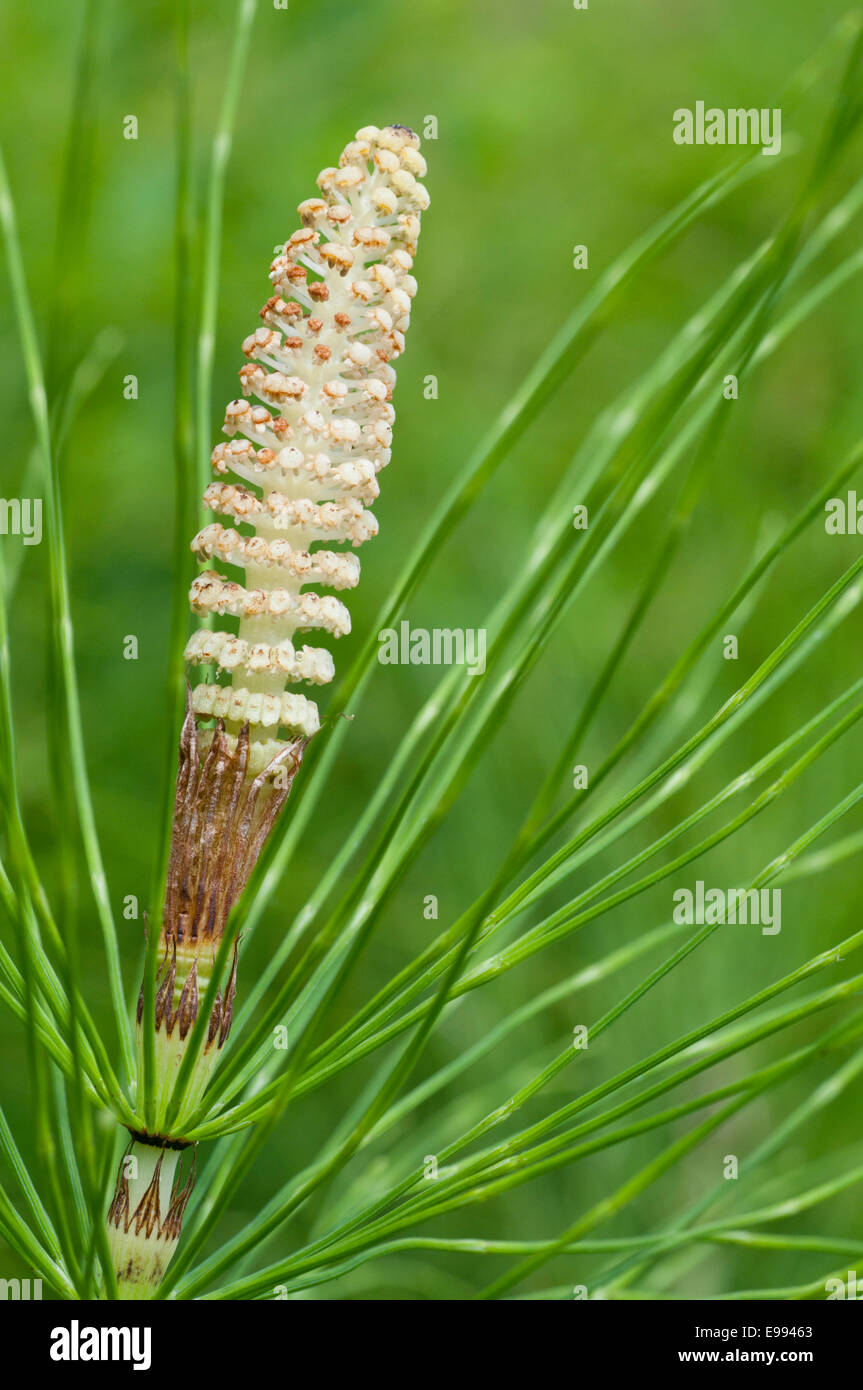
[109,121,427,1298]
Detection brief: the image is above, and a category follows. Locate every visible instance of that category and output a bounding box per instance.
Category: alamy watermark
[50,1321,151,1370]
[378,621,487,676]
[826,1269,863,1299]
[673,103,782,157]
[673,881,782,935]
[0,497,42,545]
[825,490,863,533]
[0,1276,42,1299]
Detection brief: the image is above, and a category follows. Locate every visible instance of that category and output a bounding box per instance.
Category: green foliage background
[1,0,862,1298]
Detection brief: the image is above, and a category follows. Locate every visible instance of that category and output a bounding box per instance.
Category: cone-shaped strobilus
[107,124,428,1297]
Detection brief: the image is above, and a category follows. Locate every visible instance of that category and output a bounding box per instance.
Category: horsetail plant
[108,123,428,1297]
[4,6,863,1313]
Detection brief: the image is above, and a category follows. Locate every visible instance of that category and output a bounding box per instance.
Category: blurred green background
[1,0,862,1298]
